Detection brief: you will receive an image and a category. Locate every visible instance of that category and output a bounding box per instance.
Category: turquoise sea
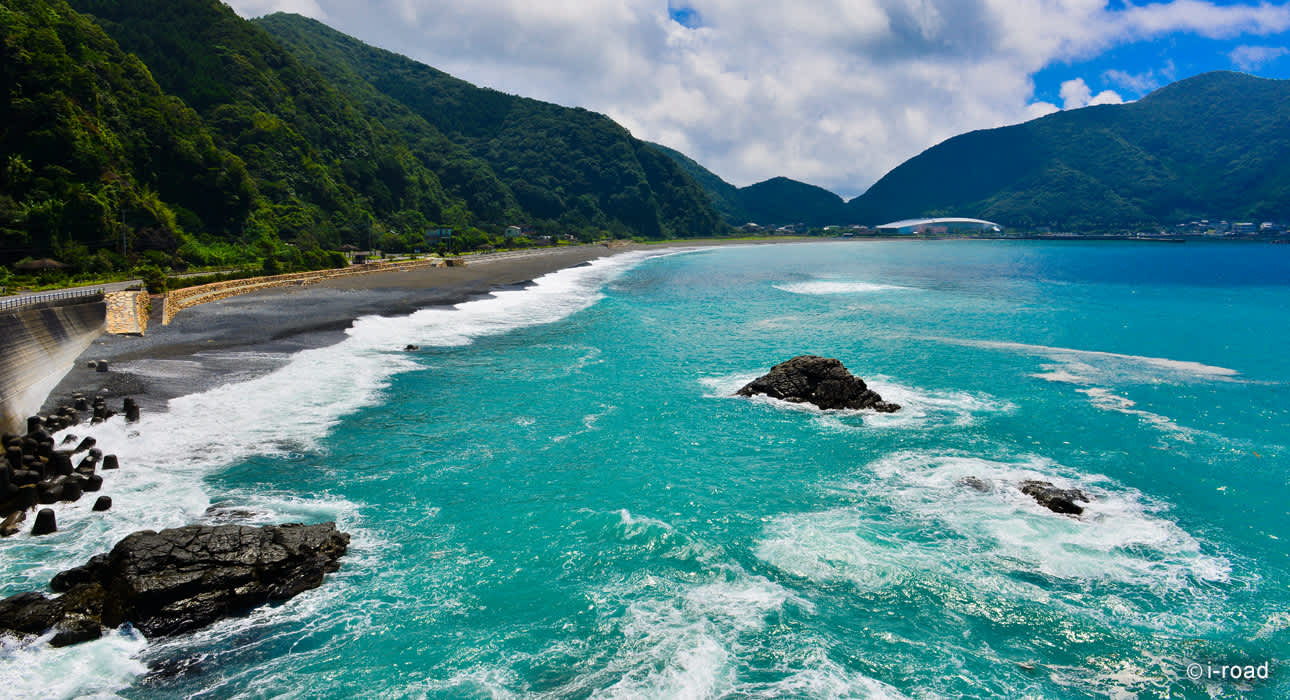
[2,240,1289,698]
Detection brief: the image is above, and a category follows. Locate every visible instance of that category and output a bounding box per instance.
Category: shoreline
[39,244,666,415]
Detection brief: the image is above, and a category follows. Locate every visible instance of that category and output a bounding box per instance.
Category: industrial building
[876,218,1003,235]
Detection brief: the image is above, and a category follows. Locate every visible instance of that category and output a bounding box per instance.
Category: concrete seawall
[0,298,106,433]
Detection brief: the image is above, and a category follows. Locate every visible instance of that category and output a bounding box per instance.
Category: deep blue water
[2,240,1288,698]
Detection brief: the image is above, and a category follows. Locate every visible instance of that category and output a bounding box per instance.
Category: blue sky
[229,1,1290,198]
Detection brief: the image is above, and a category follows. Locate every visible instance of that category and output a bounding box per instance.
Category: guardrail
[0,287,105,313]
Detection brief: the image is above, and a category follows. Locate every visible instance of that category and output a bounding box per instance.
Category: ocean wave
[0,252,661,697]
[933,337,1239,381]
[755,451,1232,631]
[774,280,917,296]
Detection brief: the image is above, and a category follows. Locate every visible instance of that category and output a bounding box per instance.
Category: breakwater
[0,295,106,434]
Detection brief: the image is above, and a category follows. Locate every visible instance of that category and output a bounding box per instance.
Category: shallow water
[2,241,1288,698]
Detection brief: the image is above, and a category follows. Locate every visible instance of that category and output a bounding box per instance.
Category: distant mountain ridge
[647,145,845,227]
[847,71,1290,228]
[659,71,1290,229]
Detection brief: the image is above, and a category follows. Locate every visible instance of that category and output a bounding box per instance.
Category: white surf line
[925,337,1240,380]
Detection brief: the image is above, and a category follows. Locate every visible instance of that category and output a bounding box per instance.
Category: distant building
[1233,222,1257,235]
[876,217,1003,235]
[505,226,522,238]
[425,227,453,244]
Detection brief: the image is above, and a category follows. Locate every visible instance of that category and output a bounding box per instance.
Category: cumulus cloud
[1229,44,1290,70]
[224,0,1290,198]
[1060,78,1124,109]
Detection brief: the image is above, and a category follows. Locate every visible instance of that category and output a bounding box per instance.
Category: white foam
[0,626,149,700]
[1076,387,1194,440]
[704,374,1011,430]
[756,451,1231,631]
[0,252,661,696]
[774,280,916,296]
[936,337,1239,380]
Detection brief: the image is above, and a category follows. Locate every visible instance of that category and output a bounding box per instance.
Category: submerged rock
[0,522,349,645]
[1019,480,1090,516]
[735,355,900,412]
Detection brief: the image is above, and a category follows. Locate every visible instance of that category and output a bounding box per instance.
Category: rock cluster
[0,522,349,646]
[1019,480,1090,515]
[2,398,138,536]
[735,355,900,412]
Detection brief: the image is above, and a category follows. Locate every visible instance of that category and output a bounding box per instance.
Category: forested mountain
[254,13,725,239]
[1,0,727,271]
[0,0,256,266]
[739,177,847,227]
[847,72,1290,228]
[66,0,473,249]
[648,146,846,226]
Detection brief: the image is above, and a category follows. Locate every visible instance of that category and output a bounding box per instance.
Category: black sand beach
[39,245,632,414]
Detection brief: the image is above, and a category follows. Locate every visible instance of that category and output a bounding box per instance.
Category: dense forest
[847,72,1290,229]
[253,13,725,241]
[0,0,727,282]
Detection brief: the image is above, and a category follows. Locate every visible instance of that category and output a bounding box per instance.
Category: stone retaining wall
[104,291,148,335]
[162,259,446,324]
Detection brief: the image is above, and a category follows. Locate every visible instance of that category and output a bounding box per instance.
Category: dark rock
[1019,480,1090,516]
[50,616,103,647]
[0,592,61,634]
[32,508,56,535]
[4,523,349,645]
[76,455,98,473]
[37,482,62,505]
[26,416,44,435]
[5,446,21,470]
[72,437,96,454]
[61,479,83,502]
[95,361,109,373]
[735,355,901,412]
[403,344,420,351]
[51,452,74,476]
[124,398,140,423]
[60,434,78,446]
[74,395,90,412]
[79,474,103,493]
[141,656,204,685]
[0,510,25,537]
[957,476,993,492]
[92,496,112,512]
[86,361,99,370]
[101,455,119,470]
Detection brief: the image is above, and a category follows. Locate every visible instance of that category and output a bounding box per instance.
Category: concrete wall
[0,298,106,433]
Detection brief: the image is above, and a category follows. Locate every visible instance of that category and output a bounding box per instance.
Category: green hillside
[648,147,846,226]
[0,0,257,266]
[847,72,1290,228]
[254,13,726,239]
[66,0,467,248]
[739,177,847,227]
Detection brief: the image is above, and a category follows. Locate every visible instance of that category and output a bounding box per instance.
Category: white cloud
[223,0,1290,198]
[1229,44,1290,70]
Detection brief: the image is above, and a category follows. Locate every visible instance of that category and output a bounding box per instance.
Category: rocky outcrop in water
[1019,480,1090,515]
[0,522,349,646]
[735,355,900,412]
